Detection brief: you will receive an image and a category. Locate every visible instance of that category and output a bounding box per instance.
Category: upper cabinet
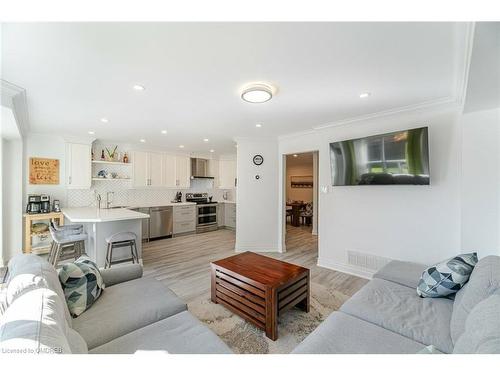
[66,143,92,189]
[175,155,191,188]
[132,151,191,189]
[218,159,237,189]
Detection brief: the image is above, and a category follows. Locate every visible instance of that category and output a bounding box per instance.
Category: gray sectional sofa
[0,254,232,354]
[293,255,500,354]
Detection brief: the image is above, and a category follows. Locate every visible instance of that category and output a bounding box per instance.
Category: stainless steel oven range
[185,193,218,233]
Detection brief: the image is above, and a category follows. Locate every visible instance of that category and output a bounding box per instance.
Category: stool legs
[105,239,138,269]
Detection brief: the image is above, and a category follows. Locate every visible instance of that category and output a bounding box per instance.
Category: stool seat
[106,231,137,244]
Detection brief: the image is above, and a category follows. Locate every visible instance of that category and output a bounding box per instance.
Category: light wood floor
[142,225,367,304]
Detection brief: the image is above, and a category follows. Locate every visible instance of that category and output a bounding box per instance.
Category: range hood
[190,158,214,179]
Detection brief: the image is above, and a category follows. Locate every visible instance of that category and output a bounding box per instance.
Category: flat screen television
[329,127,430,186]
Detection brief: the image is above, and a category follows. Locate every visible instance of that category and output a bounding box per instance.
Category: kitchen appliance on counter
[26,195,42,214]
[40,194,50,213]
[190,158,214,179]
[149,206,173,239]
[186,193,218,233]
[172,191,182,203]
[52,199,61,212]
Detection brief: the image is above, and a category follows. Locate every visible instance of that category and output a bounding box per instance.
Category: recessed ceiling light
[100,118,109,123]
[140,139,146,143]
[241,83,274,103]
[293,154,298,158]
[133,84,145,91]
[161,130,167,134]
[209,149,215,153]
[88,131,95,135]
[255,123,262,128]
[203,138,209,142]
[359,92,371,99]
[179,145,185,149]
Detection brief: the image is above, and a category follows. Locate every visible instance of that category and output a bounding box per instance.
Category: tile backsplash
[67,178,235,208]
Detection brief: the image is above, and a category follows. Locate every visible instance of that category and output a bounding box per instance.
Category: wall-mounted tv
[329,127,430,186]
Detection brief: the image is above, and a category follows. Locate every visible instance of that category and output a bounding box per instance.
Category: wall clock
[253,154,264,166]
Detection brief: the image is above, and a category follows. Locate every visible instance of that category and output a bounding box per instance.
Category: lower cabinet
[173,205,196,235]
[223,203,236,230]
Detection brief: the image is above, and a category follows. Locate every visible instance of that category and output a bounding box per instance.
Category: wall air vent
[347,250,391,271]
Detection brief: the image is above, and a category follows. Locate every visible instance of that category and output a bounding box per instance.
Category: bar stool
[105,232,139,269]
[48,227,88,267]
[51,220,83,234]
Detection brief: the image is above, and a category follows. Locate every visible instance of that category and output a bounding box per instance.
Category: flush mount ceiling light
[359,92,371,99]
[209,149,215,153]
[179,145,185,149]
[161,130,168,134]
[88,131,95,135]
[203,138,209,142]
[140,139,146,143]
[133,84,145,91]
[100,117,109,123]
[241,83,275,103]
[255,123,262,128]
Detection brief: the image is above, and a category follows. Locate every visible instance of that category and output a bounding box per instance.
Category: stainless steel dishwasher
[149,206,173,239]
[131,207,151,241]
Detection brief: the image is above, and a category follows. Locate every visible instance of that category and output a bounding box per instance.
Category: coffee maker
[26,195,42,214]
[173,191,182,203]
[40,194,51,213]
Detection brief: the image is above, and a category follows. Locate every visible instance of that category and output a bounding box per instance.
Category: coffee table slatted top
[211,251,309,288]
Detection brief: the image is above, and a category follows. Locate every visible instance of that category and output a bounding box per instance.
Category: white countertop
[62,207,150,223]
[127,202,196,209]
[219,201,236,204]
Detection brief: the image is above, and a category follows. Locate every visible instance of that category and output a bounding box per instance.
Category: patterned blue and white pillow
[58,256,105,317]
[417,253,478,298]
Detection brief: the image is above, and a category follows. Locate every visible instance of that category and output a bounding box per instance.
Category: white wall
[279,108,462,276]
[25,134,68,206]
[236,138,281,252]
[461,107,500,256]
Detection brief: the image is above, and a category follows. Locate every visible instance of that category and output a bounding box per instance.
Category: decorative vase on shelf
[123,153,129,163]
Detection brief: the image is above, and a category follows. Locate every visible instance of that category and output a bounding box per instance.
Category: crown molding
[1,79,30,137]
[455,22,476,110]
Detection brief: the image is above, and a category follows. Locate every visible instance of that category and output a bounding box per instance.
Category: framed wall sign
[253,154,264,166]
[29,157,60,185]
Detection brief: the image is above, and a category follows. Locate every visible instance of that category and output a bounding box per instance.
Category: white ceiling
[1,22,468,154]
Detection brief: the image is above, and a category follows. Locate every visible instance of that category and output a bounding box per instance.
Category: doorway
[282,151,319,254]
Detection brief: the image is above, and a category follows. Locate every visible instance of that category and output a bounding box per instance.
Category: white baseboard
[235,244,281,253]
[318,257,374,280]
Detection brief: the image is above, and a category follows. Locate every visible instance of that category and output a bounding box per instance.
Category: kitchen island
[62,207,150,268]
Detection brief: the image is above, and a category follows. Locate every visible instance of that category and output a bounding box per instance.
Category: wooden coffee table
[210,251,310,340]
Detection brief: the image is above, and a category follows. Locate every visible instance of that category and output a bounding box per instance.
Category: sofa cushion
[90,311,232,354]
[67,328,88,354]
[292,311,426,354]
[340,278,454,353]
[450,255,500,344]
[58,256,104,317]
[453,293,500,354]
[72,276,187,349]
[416,253,478,298]
[374,260,428,289]
[6,254,72,325]
[0,288,71,354]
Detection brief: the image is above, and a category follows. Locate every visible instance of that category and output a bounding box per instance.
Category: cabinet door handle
[69,176,72,184]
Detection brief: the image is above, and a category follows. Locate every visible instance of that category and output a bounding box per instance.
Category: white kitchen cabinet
[218,159,236,189]
[208,159,219,187]
[132,151,150,188]
[162,154,177,188]
[175,155,191,188]
[66,143,91,189]
[149,152,163,187]
[217,203,225,227]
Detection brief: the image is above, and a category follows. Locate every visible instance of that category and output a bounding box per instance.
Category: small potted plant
[105,146,118,161]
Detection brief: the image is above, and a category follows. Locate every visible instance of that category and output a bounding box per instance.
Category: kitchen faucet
[106,192,114,209]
